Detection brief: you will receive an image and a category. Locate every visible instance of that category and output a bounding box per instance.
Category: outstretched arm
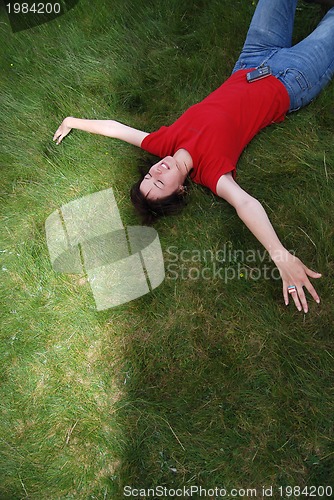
[216,173,321,313]
[53,117,149,147]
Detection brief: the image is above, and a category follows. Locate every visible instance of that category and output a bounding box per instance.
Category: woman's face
[139,156,184,200]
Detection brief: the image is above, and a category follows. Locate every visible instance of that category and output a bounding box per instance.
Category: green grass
[1,1,334,498]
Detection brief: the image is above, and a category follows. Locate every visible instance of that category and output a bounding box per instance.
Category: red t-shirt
[141,69,290,194]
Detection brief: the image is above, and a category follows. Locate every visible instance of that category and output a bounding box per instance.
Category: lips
[160,162,170,170]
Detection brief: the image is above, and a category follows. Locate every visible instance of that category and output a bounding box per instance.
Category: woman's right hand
[53,117,73,144]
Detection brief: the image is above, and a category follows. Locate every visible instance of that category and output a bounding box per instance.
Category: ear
[177,185,186,195]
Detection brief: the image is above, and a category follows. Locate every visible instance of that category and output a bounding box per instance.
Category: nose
[151,165,163,176]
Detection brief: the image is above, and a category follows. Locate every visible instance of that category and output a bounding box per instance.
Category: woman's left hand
[275,251,322,313]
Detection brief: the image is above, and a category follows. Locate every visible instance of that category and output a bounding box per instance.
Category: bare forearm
[54,117,148,146]
[66,118,118,137]
[236,198,288,263]
[216,174,321,312]
[235,197,321,312]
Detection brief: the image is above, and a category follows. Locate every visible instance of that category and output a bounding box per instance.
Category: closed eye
[144,173,164,189]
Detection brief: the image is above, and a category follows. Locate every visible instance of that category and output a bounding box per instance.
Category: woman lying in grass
[54,0,334,314]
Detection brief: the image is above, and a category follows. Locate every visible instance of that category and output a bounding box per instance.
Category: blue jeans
[232,0,334,111]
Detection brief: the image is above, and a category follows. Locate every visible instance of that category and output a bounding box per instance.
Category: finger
[296,287,308,314]
[305,267,322,279]
[289,287,302,312]
[292,295,302,312]
[53,128,61,141]
[305,281,321,304]
[283,284,289,306]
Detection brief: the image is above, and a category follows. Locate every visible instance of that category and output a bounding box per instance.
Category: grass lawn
[1,0,333,498]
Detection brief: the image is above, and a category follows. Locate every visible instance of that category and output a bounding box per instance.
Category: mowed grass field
[1,1,333,498]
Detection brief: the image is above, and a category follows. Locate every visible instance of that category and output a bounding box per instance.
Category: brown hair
[130,158,189,225]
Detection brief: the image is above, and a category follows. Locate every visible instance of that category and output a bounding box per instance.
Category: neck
[173,149,193,180]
